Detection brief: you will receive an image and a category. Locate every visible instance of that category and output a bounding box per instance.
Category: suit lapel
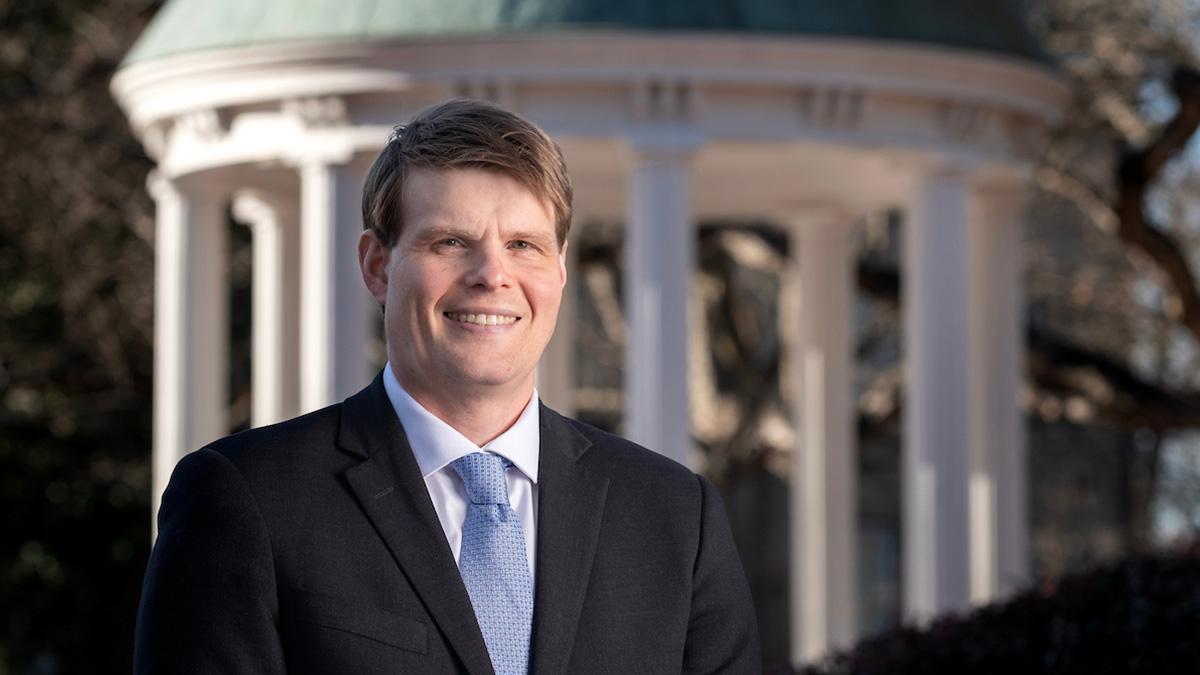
[339,376,494,675]
[530,405,609,675]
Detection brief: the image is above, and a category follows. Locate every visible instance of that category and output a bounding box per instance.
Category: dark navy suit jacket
[134,373,760,674]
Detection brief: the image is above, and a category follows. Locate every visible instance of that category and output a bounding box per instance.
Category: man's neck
[391,368,533,447]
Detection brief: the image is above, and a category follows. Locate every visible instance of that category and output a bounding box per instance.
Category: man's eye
[438,238,463,247]
[511,240,531,249]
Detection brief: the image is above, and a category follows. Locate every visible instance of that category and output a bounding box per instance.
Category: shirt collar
[382,364,540,483]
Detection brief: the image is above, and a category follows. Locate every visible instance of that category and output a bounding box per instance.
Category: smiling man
[134,99,760,675]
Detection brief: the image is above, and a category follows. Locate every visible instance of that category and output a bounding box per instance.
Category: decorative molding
[452,77,516,108]
[112,35,1067,138]
[630,77,696,123]
[174,108,228,143]
[937,101,987,142]
[797,87,865,130]
[112,33,1067,190]
[281,96,348,129]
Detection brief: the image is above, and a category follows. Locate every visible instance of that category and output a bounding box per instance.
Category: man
[134,99,760,674]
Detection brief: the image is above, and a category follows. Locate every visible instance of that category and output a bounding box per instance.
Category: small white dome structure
[113,0,1068,664]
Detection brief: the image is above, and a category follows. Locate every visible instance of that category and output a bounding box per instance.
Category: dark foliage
[0,1,161,673]
[800,548,1200,675]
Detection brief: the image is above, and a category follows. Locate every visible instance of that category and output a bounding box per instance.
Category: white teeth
[447,312,517,326]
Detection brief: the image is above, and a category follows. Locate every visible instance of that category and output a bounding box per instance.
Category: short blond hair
[361,98,573,247]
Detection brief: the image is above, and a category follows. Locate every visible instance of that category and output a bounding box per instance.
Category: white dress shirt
[382,364,539,580]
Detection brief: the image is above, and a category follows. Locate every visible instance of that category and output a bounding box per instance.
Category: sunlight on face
[374,168,566,405]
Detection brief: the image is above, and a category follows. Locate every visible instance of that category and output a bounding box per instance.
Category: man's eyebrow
[508,231,557,245]
[408,226,557,248]
[412,227,475,243]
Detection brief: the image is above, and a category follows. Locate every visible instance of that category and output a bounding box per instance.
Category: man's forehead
[401,168,555,224]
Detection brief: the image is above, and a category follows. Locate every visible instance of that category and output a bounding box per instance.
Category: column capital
[232,189,298,228]
[625,126,704,163]
[778,201,859,235]
[146,169,227,203]
[146,170,174,203]
[283,132,360,171]
[885,152,984,193]
[971,173,1032,207]
[917,159,977,182]
[232,190,275,226]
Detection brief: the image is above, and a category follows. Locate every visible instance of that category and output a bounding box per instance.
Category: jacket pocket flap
[288,589,429,654]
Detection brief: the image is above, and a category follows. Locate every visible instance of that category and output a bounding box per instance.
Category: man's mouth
[444,312,519,326]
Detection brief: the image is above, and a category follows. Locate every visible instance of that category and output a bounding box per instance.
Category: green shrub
[802,549,1200,675]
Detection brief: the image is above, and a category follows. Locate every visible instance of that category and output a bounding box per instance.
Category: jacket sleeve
[682,474,763,674]
[134,448,286,674]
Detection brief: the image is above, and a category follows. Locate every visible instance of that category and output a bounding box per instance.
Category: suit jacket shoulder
[535,407,762,674]
[552,409,697,484]
[204,402,345,474]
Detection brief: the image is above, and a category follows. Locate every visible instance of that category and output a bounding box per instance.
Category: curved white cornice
[112,31,1068,191]
[113,32,1067,131]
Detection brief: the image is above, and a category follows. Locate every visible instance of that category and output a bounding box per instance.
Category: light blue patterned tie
[451,452,533,675]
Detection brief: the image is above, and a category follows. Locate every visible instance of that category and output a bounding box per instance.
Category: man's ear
[358,229,390,306]
[558,239,569,289]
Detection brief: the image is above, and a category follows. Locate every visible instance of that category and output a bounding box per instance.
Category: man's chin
[443,366,528,392]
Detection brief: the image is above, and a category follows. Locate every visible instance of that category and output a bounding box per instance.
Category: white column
[149,173,228,527]
[902,168,971,620]
[233,191,300,427]
[536,231,578,415]
[624,139,695,466]
[785,210,858,665]
[299,158,371,412]
[967,181,1029,602]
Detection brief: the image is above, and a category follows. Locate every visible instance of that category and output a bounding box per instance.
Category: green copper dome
[124,0,1048,65]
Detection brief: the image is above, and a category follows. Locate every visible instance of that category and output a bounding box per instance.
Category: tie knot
[451,452,511,505]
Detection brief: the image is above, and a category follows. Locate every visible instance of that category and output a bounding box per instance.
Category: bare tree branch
[858,262,1200,430]
[1115,67,1200,341]
[1037,166,1120,233]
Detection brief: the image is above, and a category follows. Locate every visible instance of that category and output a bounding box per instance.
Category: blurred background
[5,0,1200,673]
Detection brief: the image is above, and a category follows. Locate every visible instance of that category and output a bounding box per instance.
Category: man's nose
[465,244,511,289]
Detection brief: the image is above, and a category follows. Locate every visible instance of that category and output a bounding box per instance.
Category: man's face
[360,167,566,404]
